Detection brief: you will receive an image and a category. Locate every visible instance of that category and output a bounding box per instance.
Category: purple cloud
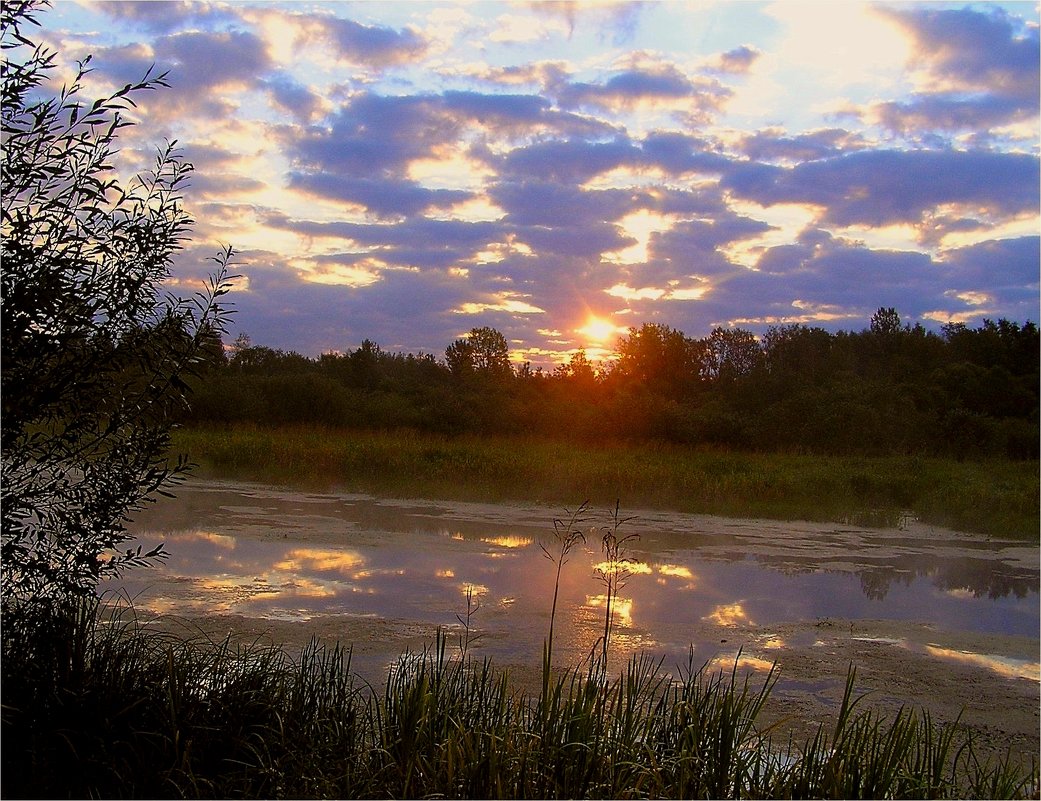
[489,180,638,227]
[737,128,866,163]
[288,173,471,219]
[153,30,272,91]
[557,64,730,117]
[90,1,237,34]
[875,6,1039,133]
[722,149,1039,226]
[640,131,731,174]
[302,13,427,66]
[497,137,640,182]
[713,45,760,74]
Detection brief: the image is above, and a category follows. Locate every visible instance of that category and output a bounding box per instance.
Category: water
[107,479,1039,678]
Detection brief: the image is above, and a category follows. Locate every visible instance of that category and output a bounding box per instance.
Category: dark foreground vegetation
[191,311,1039,461]
[176,424,1040,539]
[3,599,1037,800]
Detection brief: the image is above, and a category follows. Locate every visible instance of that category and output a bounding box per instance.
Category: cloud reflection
[704,602,753,627]
[924,645,1040,681]
[273,548,366,574]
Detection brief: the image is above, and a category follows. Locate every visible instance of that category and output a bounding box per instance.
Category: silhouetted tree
[445,326,513,381]
[614,323,706,399]
[1,1,235,607]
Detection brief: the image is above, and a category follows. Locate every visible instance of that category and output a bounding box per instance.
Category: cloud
[737,128,866,163]
[489,180,638,227]
[712,45,760,75]
[85,29,274,125]
[527,1,646,43]
[287,173,471,219]
[289,11,427,66]
[49,0,1038,364]
[884,6,1039,99]
[939,236,1040,291]
[153,30,272,92]
[278,86,624,217]
[722,149,1039,227]
[497,137,641,183]
[873,93,1032,135]
[874,6,1039,133]
[639,131,730,175]
[263,213,506,270]
[88,0,237,34]
[558,64,731,118]
[264,72,326,123]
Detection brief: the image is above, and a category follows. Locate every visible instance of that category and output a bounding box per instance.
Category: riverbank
[173,424,1040,539]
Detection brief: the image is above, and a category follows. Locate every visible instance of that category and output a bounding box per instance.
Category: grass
[173,423,1040,539]
[2,597,1036,800]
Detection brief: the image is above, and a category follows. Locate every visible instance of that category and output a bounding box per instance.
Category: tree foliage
[188,307,1038,461]
[0,1,235,608]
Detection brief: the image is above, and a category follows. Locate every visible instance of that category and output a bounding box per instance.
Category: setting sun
[578,315,625,345]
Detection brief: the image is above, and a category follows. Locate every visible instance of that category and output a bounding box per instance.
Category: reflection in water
[482,535,534,549]
[584,594,634,627]
[274,548,366,574]
[108,482,1039,674]
[705,652,776,673]
[923,645,1040,681]
[704,603,753,627]
[593,560,653,576]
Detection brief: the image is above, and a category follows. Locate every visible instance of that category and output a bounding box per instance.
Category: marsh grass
[174,424,1039,539]
[2,597,1037,799]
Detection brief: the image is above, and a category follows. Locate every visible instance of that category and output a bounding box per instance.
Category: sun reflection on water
[584,594,635,627]
[481,535,534,549]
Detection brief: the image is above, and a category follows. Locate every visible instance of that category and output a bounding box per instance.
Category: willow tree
[1,0,235,609]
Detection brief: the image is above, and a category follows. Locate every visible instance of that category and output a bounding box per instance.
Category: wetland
[111,478,1040,764]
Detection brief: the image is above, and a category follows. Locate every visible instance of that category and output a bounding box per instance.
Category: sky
[39,0,1041,366]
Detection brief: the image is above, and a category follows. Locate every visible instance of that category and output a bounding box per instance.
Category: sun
[578,315,624,345]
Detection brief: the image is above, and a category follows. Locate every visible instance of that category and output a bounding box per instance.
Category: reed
[3,596,1036,799]
[173,424,1040,539]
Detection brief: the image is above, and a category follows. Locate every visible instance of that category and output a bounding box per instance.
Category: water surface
[109,480,1039,677]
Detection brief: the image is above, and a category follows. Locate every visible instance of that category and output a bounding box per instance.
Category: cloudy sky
[43,0,1040,365]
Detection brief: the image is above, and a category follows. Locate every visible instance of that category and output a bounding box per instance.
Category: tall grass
[3,597,1037,799]
[173,424,1040,539]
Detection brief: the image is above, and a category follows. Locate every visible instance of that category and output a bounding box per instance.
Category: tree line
[187,310,1039,460]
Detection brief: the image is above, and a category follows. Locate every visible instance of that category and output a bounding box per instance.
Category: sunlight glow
[456,296,545,315]
[578,314,626,345]
[606,283,666,301]
[719,201,818,269]
[603,210,674,265]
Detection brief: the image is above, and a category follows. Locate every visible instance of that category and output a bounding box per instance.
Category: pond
[107,479,1039,686]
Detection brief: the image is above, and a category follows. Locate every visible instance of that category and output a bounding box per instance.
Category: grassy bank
[3,600,1036,800]
[173,424,1039,539]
